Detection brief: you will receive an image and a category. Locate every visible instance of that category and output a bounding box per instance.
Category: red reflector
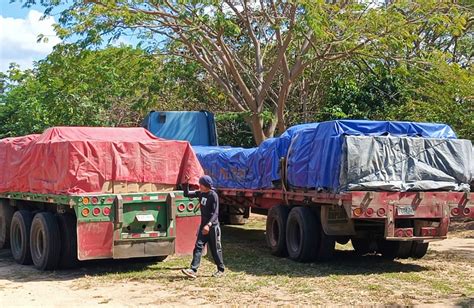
[187,203,195,211]
[365,208,374,217]
[177,203,186,212]
[91,197,99,204]
[377,208,386,217]
[463,207,471,216]
[106,198,114,203]
[103,207,111,216]
[451,207,460,216]
[132,233,141,238]
[123,196,133,202]
[92,207,101,216]
[142,195,151,201]
[405,228,413,237]
[395,229,405,237]
[149,232,158,237]
[421,227,437,236]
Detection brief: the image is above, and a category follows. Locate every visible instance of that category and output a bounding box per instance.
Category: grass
[72,215,474,306]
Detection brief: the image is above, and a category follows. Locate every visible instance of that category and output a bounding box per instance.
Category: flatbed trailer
[0,190,202,270]
[217,187,473,261]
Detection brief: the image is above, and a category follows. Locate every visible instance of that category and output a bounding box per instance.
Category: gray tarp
[340,136,472,192]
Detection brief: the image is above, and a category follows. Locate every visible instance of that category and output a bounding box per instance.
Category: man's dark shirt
[184,184,219,227]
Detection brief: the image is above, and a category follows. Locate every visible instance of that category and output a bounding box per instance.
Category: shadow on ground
[0,224,430,283]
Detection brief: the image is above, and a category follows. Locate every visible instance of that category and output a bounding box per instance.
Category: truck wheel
[411,242,429,259]
[336,236,350,245]
[10,210,33,265]
[396,242,413,259]
[313,216,335,262]
[56,214,78,269]
[0,200,15,249]
[266,205,289,257]
[351,238,374,256]
[30,212,61,270]
[286,207,317,262]
[377,240,400,260]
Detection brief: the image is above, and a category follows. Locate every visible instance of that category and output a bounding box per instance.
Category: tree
[21,0,470,144]
[0,45,225,137]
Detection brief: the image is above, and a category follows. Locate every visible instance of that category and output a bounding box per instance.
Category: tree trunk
[247,113,266,145]
[277,82,292,134]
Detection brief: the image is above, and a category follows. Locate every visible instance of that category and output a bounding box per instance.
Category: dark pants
[191,224,225,272]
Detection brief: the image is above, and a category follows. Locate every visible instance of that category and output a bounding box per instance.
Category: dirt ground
[0,216,473,307]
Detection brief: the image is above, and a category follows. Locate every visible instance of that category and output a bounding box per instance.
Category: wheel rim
[288,219,302,253]
[270,219,280,246]
[11,222,22,257]
[33,227,45,260]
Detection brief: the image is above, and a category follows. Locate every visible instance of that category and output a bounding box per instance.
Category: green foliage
[216,111,274,147]
[3,1,473,142]
[0,45,225,138]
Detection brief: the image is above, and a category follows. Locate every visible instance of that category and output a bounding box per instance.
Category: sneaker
[181,268,197,279]
[212,270,225,278]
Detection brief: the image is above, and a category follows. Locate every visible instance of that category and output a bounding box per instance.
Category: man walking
[181,175,225,278]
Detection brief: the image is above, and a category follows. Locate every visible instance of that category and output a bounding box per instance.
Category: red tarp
[0,127,204,194]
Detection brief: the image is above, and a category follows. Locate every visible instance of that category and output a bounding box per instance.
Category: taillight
[82,197,90,205]
[103,207,111,216]
[177,203,186,212]
[81,208,90,217]
[463,207,471,216]
[451,207,460,216]
[377,208,386,217]
[92,207,101,216]
[187,203,195,211]
[353,208,363,217]
[365,208,374,217]
[91,197,99,204]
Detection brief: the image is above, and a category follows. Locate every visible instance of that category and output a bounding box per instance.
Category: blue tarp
[143,111,217,146]
[194,120,459,191]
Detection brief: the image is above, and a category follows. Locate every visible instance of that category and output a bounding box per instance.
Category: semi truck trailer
[146,113,473,262]
[0,126,204,270]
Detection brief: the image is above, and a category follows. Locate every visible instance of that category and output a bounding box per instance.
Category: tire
[10,210,33,265]
[336,236,350,245]
[266,205,290,257]
[56,214,79,269]
[30,212,61,270]
[377,240,400,260]
[351,238,374,256]
[285,207,318,262]
[0,200,15,249]
[396,242,413,259]
[411,242,429,259]
[313,215,335,262]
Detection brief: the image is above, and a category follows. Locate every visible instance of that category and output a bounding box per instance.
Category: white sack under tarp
[340,136,473,192]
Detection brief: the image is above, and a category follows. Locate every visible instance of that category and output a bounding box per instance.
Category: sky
[0,1,63,72]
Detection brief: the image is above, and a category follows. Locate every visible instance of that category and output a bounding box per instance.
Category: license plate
[397,205,415,216]
[135,214,155,222]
